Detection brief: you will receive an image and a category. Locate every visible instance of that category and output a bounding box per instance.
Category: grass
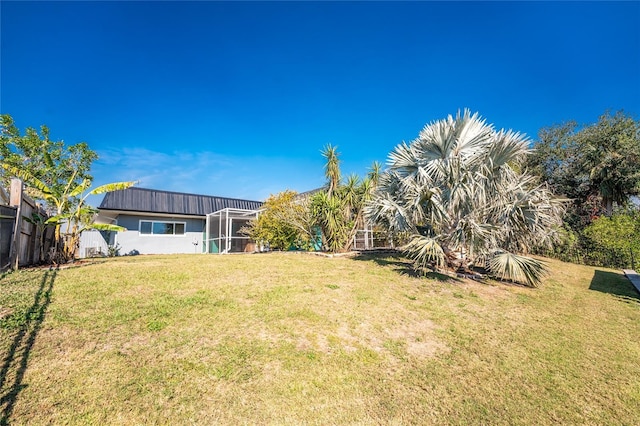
[0,253,639,424]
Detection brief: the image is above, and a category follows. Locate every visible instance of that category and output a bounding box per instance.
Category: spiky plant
[366,110,566,287]
[311,146,380,252]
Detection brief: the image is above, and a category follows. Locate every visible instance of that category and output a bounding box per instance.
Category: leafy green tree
[584,209,640,270]
[1,115,134,262]
[527,111,640,223]
[311,145,380,252]
[1,114,97,201]
[579,111,640,216]
[526,121,584,199]
[366,110,566,287]
[242,190,314,251]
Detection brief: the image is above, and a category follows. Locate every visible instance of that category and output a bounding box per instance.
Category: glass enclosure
[205,208,260,254]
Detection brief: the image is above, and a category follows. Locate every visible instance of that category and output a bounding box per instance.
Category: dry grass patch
[0,253,638,424]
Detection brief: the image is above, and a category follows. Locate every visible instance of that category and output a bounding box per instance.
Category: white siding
[78,230,109,258]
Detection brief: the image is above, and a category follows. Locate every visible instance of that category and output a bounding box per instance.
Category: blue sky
[2,1,639,205]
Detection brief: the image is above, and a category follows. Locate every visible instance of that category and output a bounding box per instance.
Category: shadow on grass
[0,269,56,425]
[353,252,462,282]
[589,269,639,303]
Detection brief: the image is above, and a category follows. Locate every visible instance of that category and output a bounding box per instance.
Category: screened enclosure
[205,208,260,254]
[351,227,397,250]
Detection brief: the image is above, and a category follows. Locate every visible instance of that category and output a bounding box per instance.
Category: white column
[205,214,210,254]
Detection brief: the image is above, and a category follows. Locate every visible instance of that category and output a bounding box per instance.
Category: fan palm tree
[366,110,566,287]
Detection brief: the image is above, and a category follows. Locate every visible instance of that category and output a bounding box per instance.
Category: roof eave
[97,208,206,220]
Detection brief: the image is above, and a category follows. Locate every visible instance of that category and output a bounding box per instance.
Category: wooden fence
[1,179,56,270]
[0,204,16,270]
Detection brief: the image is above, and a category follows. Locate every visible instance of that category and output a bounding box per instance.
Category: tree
[366,110,566,287]
[526,121,584,199]
[1,115,134,263]
[1,114,97,203]
[584,209,640,270]
[579,111,640,216]
[323,145,342,197]
[527,111,640,224]
[310,145,380,252]
[241,190,315,251]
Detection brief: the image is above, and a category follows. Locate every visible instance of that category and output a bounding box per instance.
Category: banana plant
[2,163,134,262]
[59,204,128,261]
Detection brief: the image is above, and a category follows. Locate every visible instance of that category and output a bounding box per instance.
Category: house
[89,187,262,256]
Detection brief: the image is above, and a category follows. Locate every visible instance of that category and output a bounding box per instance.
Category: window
[139,220,186,236]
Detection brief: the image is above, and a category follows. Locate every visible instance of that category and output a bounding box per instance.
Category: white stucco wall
[115,214,205,255]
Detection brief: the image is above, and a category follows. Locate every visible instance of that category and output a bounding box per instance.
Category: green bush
[584,210,639,269]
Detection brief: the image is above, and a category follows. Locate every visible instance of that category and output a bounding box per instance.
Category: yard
[0,253,638,424]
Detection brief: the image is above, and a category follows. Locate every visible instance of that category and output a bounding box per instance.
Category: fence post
[9,178,24,270]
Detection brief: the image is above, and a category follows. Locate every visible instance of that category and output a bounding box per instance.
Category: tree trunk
[605,197,613,217]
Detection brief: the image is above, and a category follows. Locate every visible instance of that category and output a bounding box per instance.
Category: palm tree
[366,110,566,287]
[322,144,341,198]
[311,146,380,252]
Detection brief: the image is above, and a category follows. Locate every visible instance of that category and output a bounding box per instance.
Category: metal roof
[99,187,263,217]
[295,187,325,199]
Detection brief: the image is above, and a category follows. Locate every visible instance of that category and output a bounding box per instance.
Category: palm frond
[365,191,413,233]
[322,144,341,195]
[404,235,446,270]
[484,129,530,170]
[368,161,382,185]
[387,141,417,170]
[451,109,493,160]
[488,251,547,287]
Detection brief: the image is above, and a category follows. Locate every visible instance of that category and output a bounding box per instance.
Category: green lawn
[0,253,639,424]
